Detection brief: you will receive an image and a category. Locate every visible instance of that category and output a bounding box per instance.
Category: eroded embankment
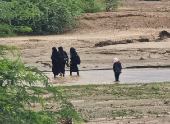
[76,12,170,33]
[95,30,170,47]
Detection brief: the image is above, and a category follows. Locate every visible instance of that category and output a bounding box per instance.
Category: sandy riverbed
[1,0,170,123]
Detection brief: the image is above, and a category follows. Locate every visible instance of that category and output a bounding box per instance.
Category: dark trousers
[114,72,120,81]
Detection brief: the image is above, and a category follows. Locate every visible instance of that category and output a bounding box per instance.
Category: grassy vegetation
[110,109,143,119]
[53,82,170,100]
[45,82,170,122]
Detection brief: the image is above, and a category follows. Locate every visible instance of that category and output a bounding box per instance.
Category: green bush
[0,0,122,36]
[0,0,82,36]
[76,0,122,13]
[76,0,103,13]
[29,0,82,34]
[103,0,122,12]
[0,24,16,37]
[0,45,82,124]
[0,0,41,36]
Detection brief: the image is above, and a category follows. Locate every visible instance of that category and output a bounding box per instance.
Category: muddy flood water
[41,68,170,86]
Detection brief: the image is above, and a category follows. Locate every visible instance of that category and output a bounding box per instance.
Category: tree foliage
[0,0,122,37]
[0,45,82,124]
[29,0,82,35]
[76,0,103,13]
[103,0,122,12]
[0,0,81,36]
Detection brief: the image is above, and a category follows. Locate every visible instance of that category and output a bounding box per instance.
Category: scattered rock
[166,50,170,53]
[164,100,169,104]
[159,30,170,40]
[139,38,149,42]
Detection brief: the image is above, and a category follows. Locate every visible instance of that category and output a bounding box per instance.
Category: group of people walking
[51,47,80,77]
[51,46,122,81]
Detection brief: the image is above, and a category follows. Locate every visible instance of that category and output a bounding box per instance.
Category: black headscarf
[52,47,57,55]
[58,46,64,58]
[51,47,59,61]
[58,47,63,52]
[70,47,77,58]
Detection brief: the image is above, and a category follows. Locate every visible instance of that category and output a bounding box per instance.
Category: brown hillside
[74,0,170,35]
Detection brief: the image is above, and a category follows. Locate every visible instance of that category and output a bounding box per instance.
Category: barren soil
[1,0,170,123]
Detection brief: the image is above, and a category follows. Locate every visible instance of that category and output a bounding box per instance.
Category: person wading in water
[51,47,62,78]
[70,47,81,76]
[58,47,68,77]
[113,58,122,82]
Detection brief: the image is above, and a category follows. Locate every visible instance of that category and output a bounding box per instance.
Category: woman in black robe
[58,47,68,77]
[51,47,61,77]
[70,47,80,76]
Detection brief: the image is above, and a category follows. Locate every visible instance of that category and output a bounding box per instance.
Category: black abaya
[70,47,80,75]
[58,47,69,76]
[51,47,61,77]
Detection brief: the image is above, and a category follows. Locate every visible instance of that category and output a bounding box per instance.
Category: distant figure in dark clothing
[58,47,69,77]
[51,47,62,78]
[113,58,122,81]
[70,47,81,76]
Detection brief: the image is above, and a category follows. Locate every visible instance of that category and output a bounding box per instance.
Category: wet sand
[43,68,170,86]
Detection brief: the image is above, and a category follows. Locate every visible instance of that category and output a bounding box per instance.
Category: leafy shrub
[0,24,16,37]
[0,0,40,36]
[0,0,82,36]
[28,0,82,34]
[76,0,103,13]
[0,0,122,36]
[76,0,122,13]
[0,45,82,124]
[103,0,122,12]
